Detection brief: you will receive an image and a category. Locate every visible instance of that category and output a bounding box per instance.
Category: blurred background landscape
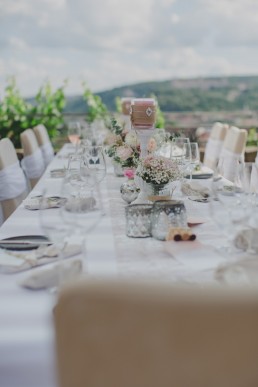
[1,0,258,149]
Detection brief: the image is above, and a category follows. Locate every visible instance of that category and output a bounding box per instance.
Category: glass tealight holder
[151,200,187,241]
[125,204,153,238]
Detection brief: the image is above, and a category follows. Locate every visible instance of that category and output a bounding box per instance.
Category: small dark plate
[0,235,50,251]
[186,173,213,179]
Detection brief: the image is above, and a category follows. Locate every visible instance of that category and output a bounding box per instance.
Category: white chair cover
[203,123,229,170]
[218,148,244,182]
[21,148,45,179]
[0,162,27,201]
[203,138,223,169]
[251,163,258,193]
[40,142,54,167]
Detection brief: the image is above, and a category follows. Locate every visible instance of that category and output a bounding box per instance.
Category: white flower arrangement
[136,155,181,185]
[104,118,140,168]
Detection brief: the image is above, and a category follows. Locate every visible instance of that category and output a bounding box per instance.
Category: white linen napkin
[234,228,258,253]
[23,196,66,210]
[181,181,210,199]
[0,243,82,273]
[19,259,82,290]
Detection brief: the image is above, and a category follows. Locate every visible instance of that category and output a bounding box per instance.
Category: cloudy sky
[1,0,258,97]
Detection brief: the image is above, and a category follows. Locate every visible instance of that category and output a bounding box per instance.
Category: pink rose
[124,169,135,179]
[116,145,133,161]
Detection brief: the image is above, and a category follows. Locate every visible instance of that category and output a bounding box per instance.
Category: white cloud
[0,0,257,96]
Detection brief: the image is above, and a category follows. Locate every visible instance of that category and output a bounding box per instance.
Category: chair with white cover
[20,129,45,189]
[218,126,247,182]
[0,138,28,223]
[33,124,54,167]
[203,122,229,169]
[54,280,258,387]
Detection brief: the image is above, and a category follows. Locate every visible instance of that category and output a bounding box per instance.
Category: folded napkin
[50,168,66,178]
[19,259,82,290]
[215,258,258,286]
[23,196,66,210]
[181,181,210,199]
[234,228,258,253]
[0,243,82,273]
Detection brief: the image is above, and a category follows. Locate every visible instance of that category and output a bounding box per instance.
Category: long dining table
[0,144,247,387]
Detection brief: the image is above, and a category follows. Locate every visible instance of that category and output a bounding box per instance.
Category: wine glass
[171,138,191,179]
[209,164,252,256]
[80,145,106,188]
[66,154,84,195]
[189,142,200,180]
[67,122,81,152]
[62,179,103,235]
[170,137,190,160]
[39,181,73,288]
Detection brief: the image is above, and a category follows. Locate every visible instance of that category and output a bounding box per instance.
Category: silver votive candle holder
[151,200,187,241]
[125,204,153,238]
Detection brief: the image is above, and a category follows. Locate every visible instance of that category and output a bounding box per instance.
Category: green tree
[0,76,32,147]
[0,77,67,148]
[31,80,67,139]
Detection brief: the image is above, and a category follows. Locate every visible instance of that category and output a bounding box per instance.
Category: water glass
[80,145,106,187]
[68,122,81,152]
[189,142,200,180]
[171,138,191,176]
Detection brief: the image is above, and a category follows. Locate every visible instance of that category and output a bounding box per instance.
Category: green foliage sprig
[82,82,108,124]
[150,93,165,129]
[246,127,258,146]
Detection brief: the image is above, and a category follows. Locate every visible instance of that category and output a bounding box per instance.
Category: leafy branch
[82,82,108,124]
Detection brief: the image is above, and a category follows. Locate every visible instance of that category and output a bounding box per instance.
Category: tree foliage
[0,77,67,148]
[82,82,108,124]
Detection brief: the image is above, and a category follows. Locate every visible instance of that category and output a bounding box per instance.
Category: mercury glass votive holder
[151,200,187,241]
[125,204,153,238]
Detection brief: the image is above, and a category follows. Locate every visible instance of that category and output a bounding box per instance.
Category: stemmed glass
[171,137,191,178]
[209,163,252,256]
[80,145,106,189]
[66,154,84,194]
[39,181,73,289]
[189,142,200,180]
[67,122,81,152]
[61,177,103,235]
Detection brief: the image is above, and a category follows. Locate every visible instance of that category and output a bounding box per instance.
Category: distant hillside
[64,75,258,113]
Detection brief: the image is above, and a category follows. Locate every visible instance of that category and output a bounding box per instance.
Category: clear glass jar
[125,204,153,238]
[151,200,187,241]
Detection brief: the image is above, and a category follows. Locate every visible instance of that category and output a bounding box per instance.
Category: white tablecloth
[0,144,245,387]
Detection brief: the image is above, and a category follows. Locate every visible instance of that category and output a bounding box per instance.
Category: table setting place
[1,105,258,293]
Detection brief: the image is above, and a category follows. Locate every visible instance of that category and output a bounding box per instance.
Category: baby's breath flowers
[136,155,181,185]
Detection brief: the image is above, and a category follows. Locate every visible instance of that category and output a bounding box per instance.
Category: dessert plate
[186,166,213,179]
[0,235,50,251]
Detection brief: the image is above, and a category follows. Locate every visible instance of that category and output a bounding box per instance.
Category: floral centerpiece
[104,118,140,171]
[136,155,182,197]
